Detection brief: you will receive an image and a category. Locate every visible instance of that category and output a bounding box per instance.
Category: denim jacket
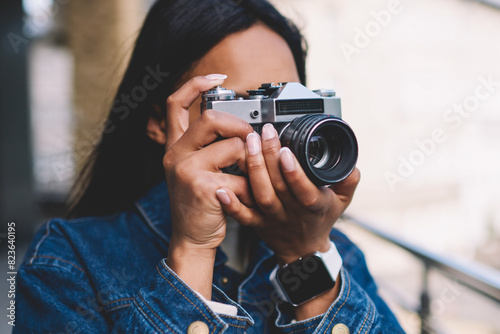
[16,182,404,333]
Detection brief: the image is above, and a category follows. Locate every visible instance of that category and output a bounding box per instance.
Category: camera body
[201,82,358,186]
[201,82,342,126]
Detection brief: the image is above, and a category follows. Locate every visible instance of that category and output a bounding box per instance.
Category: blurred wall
[272,0,500,260]
[67,0,143,170]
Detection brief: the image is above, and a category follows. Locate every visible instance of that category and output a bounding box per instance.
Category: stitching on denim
[326,270,351,329]
[157,264,221,333]
[30,255,86,274]
[133,299,166,334]
[158,262,217,322]
[30,221,52,265]
[220,319,247,329]
[138,293,175,333]
[103,297,135,307]
[363,299,376,334]
[218,313,253,325]
[156,267,217,334]
[106,303,131,313]
[357,301,370,334]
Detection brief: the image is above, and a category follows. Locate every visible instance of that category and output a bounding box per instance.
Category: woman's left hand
[216,123,361,264]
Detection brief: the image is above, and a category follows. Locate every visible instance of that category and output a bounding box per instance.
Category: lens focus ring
[280,114,358,186]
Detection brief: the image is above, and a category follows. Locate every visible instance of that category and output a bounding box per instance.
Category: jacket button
[188,321,209,334]
[332,323,350,334]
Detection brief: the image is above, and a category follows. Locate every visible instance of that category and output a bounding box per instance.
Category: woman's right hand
[163,75,254,298]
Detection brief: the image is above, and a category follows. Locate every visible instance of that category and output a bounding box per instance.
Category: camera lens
[280,114,358,185]
[307,132,341,169]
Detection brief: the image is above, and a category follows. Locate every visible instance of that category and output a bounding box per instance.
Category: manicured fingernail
[205,74,227,81]
[246,133,261,155]
[262,123,276,141]
[280,147,296,172]
[216,189,231,205]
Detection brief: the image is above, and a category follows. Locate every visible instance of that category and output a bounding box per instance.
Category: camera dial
[259,82,284,96]
[202,86,236,101]
[313,89,336,97]
[247,89,268,99]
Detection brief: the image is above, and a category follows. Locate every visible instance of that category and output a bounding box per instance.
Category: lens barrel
[280,114,358,185]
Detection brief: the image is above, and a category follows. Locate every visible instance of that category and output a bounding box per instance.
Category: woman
[16,0,404,333]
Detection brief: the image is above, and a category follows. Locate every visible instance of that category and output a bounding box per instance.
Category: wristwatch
[270,241,343,306]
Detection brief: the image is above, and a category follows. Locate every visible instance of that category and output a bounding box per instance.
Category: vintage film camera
[201,82,358,186]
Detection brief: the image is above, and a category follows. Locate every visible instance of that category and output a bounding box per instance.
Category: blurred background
[1,0,499,332]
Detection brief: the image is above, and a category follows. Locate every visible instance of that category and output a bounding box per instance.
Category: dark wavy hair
[68,0,307,218]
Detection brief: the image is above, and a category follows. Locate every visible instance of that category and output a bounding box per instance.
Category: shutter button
[332,323,350,334]
[187,321,209,334]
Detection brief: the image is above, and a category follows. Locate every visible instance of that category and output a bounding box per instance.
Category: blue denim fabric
[15,182,405,333]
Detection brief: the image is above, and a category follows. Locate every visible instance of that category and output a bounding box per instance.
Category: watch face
[277,254,335,305]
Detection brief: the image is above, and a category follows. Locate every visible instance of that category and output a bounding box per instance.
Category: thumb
[165,74,228,150]
[329,167,361,204]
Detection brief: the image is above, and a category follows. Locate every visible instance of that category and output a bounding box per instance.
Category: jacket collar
[134,181,229,266]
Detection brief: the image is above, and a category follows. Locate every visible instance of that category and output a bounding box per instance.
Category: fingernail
[246,133,261,155]
[280,147,295,172]
[205,74,228,81]
[262,123,276,141]
[216,189,231,205]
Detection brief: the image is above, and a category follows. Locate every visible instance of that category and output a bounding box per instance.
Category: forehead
[188,23,300,94]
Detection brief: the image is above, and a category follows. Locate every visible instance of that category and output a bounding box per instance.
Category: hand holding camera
[201,81,360,263]
[201,82,358,185]
[163,76,360,299]
[163,75,255,299]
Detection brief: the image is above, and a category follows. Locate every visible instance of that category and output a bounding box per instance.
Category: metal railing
[342,214,500,334]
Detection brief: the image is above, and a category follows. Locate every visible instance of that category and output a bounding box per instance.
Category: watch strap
[320,241,343,281]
